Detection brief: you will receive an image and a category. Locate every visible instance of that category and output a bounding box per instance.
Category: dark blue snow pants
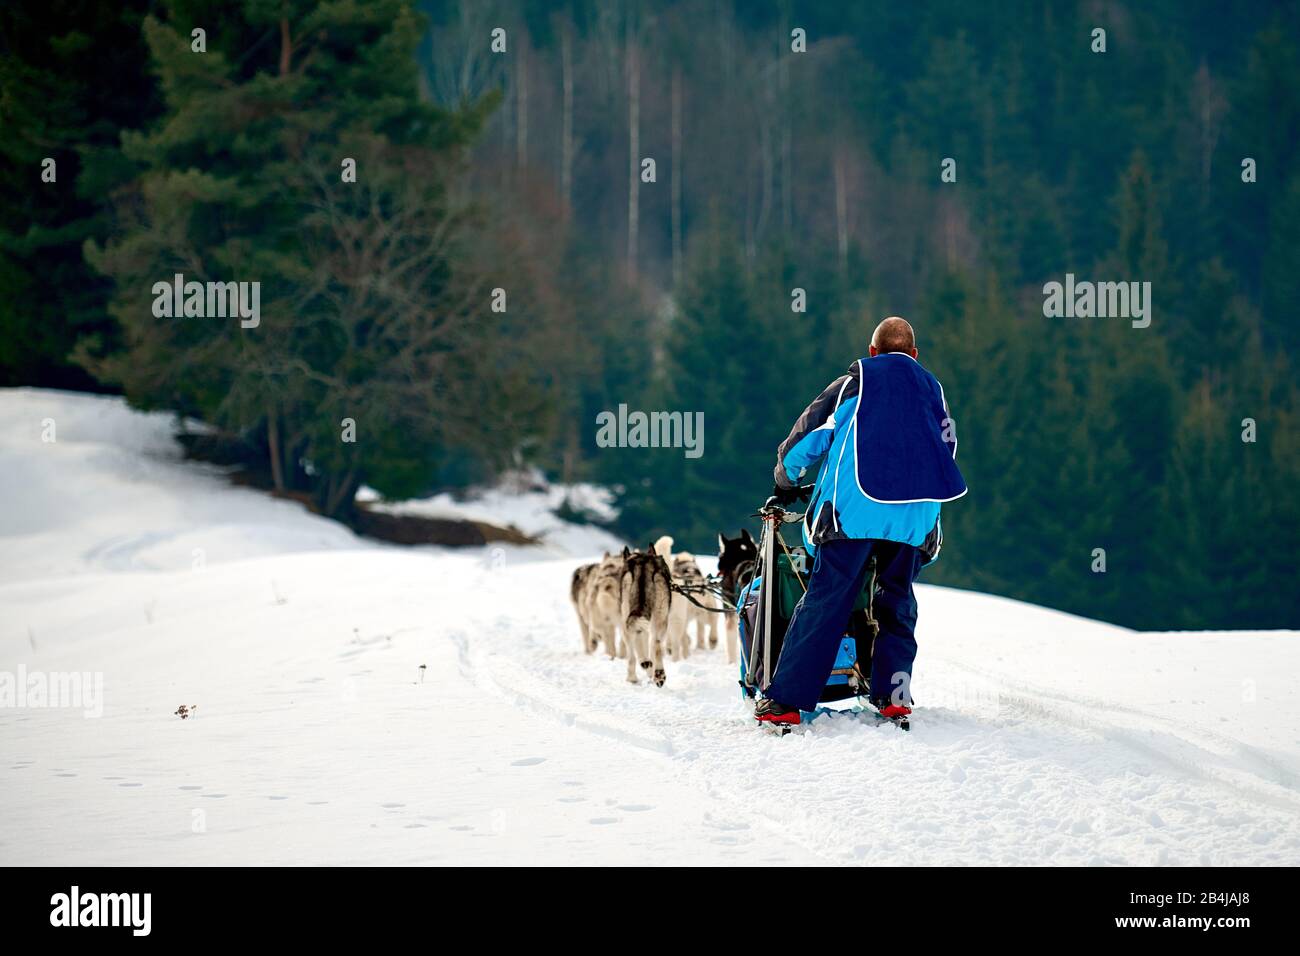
[764,537,925,712]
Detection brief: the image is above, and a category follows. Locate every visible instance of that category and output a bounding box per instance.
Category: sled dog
[620,545,673,686]
[570,561,601,654]
[653,536,721,659]
[716,530,758,664]
[581,552,624,660]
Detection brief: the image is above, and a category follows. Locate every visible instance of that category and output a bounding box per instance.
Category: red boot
[871,698,913,727]
[754,698,801,726]
[876,701,912,720]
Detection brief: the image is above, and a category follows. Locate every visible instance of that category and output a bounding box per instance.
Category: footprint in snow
[705,820,750,832]
[178,785,203,791]
[118,782,143,788]
[588,817,620,825]
[200,793,227,799]
[380,802,405,810]
[617,804,653,812]
[511,757,547,767]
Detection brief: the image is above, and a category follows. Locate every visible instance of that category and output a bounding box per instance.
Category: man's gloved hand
[764,483,814,510]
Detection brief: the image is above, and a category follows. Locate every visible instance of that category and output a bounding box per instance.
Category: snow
[2,387,1299,866]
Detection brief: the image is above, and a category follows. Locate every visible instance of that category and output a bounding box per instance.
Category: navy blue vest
[851,354,967,503]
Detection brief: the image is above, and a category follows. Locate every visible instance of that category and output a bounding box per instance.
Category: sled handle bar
[753,507,805,523]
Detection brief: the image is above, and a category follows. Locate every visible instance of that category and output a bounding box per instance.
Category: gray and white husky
[620,545,673,686]
[653,536,721,660]
[571,552,624,659]
[570,561,600,653]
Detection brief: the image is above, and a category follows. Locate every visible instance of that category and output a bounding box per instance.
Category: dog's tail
[653,535,674,563]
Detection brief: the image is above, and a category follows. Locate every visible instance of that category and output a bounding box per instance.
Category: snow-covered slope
[0,389,369,583]
[2,388,1298,866]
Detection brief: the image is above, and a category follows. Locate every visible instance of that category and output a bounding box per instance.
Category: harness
[667,575,733,613]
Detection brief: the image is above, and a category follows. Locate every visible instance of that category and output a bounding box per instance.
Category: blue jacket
[773,352,966,560]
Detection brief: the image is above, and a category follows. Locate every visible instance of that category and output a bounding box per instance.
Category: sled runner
[735,502,880,707]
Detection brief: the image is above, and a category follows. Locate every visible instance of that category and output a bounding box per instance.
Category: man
[755,317,966,727]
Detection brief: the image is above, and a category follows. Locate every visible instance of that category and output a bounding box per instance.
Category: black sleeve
[771,365,860,489]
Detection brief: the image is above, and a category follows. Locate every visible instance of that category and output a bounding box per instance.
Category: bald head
[870,316,917,357]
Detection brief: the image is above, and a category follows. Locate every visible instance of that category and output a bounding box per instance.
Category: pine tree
[612,223,770,549]
[0,1,159,388]
[83,0,524,518]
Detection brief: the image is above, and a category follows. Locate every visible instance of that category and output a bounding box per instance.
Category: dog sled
[734,502,879,706]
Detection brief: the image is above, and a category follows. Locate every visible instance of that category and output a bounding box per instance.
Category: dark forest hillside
[2,1,1297,629]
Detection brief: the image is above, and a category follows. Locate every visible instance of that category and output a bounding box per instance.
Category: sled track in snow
[447,620,842,863]
[460,585,1300,811]
[449,627,677,756]
[942,658,1300,812]
[448,563,1300,865]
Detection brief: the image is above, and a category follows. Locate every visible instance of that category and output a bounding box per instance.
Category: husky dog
[653,536,691,660]
[570,561,601,653]
[654,536,721,659]
[582,552,625,660]
[717,529,758,664]
[620,545,672,686]
[676,553,722,651]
